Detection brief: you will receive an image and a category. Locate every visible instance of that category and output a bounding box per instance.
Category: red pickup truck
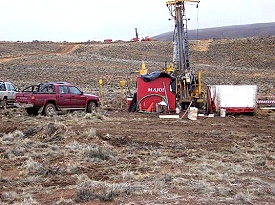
[15,82,100,116]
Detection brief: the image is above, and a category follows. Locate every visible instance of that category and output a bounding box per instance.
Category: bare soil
[0,38,275,204]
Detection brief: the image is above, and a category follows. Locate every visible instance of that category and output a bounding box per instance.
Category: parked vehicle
[14,82,100,116]
[0,81,18,108]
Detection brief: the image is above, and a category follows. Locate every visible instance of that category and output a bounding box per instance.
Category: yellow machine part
[166,0,200,5]
[133,62,148,75]
[139,62,148,75]
[189,71,202,98]
[163,63,174,73]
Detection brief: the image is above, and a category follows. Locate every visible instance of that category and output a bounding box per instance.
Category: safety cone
[146,102,154,112]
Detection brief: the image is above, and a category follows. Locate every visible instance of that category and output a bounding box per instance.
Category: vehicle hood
[84,93,99,99]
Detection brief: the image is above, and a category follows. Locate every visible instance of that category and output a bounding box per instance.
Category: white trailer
[209,85,258,114]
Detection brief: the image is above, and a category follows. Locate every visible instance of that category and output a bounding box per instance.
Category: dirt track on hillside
[0,44,79,63]
[0,38,275,204]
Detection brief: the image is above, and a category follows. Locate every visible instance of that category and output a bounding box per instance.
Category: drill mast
[166,0,202,108]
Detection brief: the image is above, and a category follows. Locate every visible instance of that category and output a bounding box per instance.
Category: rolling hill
[153,22,275,41]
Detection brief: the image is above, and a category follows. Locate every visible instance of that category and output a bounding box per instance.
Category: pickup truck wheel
[44,103,57,116]
[87,101,97,113]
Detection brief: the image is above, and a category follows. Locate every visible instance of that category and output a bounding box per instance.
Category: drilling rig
[131,28,139,42]
[165,0,204,110]
[128,0,205,113]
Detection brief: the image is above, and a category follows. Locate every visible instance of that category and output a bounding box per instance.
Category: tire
[43,103,57,116]
[26,108,39,116]
[87,101,97,113]
[1,98,7,109]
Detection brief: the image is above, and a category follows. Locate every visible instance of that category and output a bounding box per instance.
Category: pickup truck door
[69,86,86,108]
[6,83,17,102]
[57,85,71,108]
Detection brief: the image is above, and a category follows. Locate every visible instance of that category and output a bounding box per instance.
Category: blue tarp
[140,71,173,82]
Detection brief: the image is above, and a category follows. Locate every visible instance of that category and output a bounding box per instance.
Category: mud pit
[0,39,275,204]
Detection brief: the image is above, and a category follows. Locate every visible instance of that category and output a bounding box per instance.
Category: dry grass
[1,112,274,204]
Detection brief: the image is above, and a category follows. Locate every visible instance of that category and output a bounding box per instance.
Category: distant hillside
[153,22,275,41]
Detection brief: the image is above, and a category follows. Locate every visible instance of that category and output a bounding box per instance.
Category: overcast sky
[0,0,274,42]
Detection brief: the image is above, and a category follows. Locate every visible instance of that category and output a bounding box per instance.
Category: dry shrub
[64,162,80,175]
[189,179,215,195]
[104,99,121,111]
[121,169,136,180]
[13,194,39,205]
[84,112,105,120]
[1,191,20,203]
[84,144,116,161]
[98,182,137,202]
[269,114,275,121]
[1,130,24,143]
[65,141,82,150]
[10,145,27,157]
[234,192,253,204]
[53,198,75,205]
[23,158,48,176]
[75,174,97,202]
[20,175,44,184]
[75,174,136,203]
[152,178,166,195]
[43,122,66,142]
[66,141,116,161]
[83,128,97,139]
[23,126,42,138]
[1,192,38,205]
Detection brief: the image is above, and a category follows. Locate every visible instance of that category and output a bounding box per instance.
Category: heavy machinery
[131,28,153,42]
[128,0,204,113]
[164,0,204,110]
[131,28,139,42]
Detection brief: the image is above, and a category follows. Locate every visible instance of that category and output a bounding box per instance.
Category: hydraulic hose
[136,94,168,112]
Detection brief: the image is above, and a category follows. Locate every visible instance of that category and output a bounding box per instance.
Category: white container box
[209,85,257,113]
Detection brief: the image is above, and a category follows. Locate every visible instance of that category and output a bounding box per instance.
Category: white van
[0,81,18,108]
